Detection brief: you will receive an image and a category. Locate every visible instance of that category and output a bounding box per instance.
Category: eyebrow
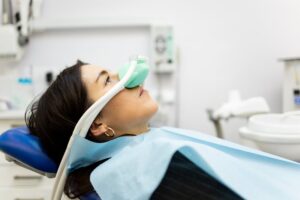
[95,70,108,83]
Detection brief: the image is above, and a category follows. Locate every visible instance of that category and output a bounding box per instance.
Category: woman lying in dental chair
[26,59,300,200]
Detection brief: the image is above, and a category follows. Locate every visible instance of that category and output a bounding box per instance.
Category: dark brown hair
[25,60,96,198]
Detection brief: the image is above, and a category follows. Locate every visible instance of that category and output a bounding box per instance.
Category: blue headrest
[0,126,101,200]
[80,191,101,200]
[0,126,58,173]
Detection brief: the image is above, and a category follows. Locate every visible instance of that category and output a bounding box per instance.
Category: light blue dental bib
[68,127,300,200]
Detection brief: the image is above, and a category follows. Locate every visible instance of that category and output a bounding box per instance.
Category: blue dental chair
[0,126,100,200]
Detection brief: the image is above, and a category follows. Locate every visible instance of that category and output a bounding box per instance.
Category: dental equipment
[281,57,300,112]
[51,56,149,200]
[2,0,14,25]
[207,90,270,138]
[0,0,34,61]
[239,111,300,161]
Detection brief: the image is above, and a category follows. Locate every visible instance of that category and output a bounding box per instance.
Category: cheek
[101,91,158,125]
[103,93,139,120]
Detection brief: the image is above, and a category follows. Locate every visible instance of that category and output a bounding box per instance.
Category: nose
[111,73,119,80]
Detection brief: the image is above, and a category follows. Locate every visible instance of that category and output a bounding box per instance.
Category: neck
[116,124,150,136]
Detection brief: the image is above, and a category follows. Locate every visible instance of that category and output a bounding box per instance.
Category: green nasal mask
[118,58,149,89]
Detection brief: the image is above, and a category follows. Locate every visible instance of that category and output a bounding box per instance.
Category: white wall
[1,0,300,143]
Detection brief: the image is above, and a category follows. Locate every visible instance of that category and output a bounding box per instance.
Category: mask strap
[51,59,138,200]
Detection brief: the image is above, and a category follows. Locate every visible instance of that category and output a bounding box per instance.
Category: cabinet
[282,57,300,112]
[0,111,54,200]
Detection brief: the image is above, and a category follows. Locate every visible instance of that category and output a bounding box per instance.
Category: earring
[105,127,116,137]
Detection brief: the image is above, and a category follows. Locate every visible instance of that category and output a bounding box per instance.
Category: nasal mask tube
[51,56,149,200]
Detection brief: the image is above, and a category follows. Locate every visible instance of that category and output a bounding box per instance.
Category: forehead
[81,64,105,82]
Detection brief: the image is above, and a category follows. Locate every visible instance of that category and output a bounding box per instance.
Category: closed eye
[105,75,111,86]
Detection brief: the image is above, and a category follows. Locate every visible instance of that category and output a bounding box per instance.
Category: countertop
[0,110,25,120]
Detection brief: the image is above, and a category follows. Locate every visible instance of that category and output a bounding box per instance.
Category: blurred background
[2,1,300,199]
[1,0,300,143]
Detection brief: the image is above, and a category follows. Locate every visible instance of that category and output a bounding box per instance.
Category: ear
[90,119,108,137]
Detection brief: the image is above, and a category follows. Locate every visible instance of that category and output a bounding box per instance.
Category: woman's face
[81,64,158,138]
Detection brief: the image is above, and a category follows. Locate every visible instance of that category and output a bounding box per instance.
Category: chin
[147,101,159,118]
[153,102,159,114]
[140,94,159,119]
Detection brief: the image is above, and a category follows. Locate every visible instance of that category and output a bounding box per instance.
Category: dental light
[0,0,34,61]
[51,56,149,200]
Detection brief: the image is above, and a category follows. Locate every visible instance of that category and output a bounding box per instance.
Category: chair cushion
[0,126,58,173]
[0,126,100,200]
[80,191,101,200]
